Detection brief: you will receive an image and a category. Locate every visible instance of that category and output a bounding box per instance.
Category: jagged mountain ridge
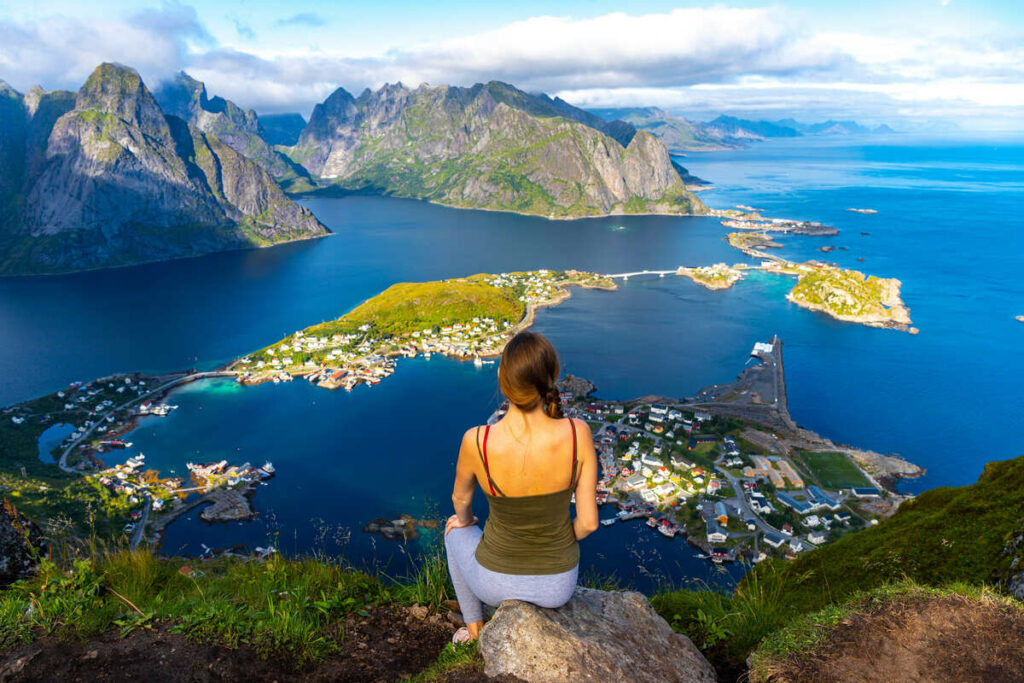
[153,72,306,180]
[594,108,897,151]
[290,81,707,218]
[0,64,327,275]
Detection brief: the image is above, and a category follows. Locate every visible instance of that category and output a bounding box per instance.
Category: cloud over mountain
[0,4,1020,128]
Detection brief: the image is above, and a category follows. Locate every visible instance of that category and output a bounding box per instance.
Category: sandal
[451,627,472,644]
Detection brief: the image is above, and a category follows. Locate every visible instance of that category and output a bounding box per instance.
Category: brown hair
[497,332,563,418]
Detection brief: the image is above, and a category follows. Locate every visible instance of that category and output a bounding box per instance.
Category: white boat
[600,518,618,527]
[474,357,483,367]
[260,462,275,475]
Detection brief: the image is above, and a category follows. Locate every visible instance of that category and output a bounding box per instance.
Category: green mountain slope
[748,455,1024,613]
[290,82,707,218]
[0,64,328,275]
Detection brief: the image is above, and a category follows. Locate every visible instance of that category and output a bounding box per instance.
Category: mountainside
[153,72,304,181]
[289,81,707,218]
[0,64,327,275]
[590,106,741,152]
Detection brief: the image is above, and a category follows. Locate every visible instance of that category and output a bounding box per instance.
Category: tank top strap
[569,418,579,488]
[476,425,504,496]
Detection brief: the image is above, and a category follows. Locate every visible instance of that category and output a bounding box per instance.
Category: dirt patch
[0,605,455,682]
[759,593,1024,682]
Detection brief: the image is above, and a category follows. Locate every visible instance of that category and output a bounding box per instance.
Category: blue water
[1,135,1021,588]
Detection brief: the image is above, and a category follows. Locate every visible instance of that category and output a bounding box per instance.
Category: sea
[1,134,1021,590]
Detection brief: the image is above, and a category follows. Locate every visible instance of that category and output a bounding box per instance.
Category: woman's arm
[571,419,600,541]
[447,428,479,534]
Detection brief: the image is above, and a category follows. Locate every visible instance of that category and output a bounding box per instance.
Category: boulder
[0,499,43,585]
[479,587,717,682]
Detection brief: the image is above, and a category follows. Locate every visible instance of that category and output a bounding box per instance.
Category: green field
[799,451,871,489]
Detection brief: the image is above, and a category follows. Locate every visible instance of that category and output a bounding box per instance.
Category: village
[551,341,892,565]
[232,269,615,391]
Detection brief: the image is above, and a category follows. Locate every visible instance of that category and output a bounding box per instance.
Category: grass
[652,455,1024,676]
[0,542,456,666]
[797,451,871,489]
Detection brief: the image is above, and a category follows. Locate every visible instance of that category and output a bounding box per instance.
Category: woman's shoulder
[566,416,591,435]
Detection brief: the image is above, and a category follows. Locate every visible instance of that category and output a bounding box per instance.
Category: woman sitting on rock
[444,331,599,643]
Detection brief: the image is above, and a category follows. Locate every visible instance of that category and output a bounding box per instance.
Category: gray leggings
[444,525,578,624]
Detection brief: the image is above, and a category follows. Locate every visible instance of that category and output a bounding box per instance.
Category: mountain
[258,112,307,146]
[288,81,706,218]
[0,63,327,275]
[153,72,307,182]
[589,107,741,153]
[704,115,803,141]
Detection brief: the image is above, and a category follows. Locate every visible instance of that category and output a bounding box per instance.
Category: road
[57,371,237,473]
[713,456,785,537]
[129,493,151,550]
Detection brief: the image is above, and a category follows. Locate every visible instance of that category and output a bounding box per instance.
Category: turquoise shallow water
[1,134,1021,588]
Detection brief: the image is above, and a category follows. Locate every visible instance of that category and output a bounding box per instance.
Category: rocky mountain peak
[76,63,168,135]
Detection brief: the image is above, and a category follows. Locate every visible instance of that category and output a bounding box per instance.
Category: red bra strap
[569,419,578,487]
[480,425,498,496]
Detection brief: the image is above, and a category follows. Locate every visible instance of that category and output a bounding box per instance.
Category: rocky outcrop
[0,498,43,585]
[0,63,327,274]
[290,81,707,218]
[479,587,717,682]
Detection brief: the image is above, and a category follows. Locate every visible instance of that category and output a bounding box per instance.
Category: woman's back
[473,416,579,497]
[472,417,580,574]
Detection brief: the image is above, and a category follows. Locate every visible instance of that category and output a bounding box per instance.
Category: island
[713,209,839,236]
[721,231,915,333]
[232,270,617,390]
[676,263,745,290]
[764,261,915,332]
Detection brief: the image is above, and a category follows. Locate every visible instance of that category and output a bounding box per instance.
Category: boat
[600,518,618,527]
[260,462,275,476]
[474,357,483,368]
[646,517,658,529]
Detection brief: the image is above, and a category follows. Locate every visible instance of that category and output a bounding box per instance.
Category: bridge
[606,268,683,280]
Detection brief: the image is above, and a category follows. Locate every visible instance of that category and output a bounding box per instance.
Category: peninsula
[233,270,616,390]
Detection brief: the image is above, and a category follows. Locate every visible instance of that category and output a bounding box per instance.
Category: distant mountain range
[0,64,327,275]
[285,81,705,218]
[590,107,897,154]
[0,66,707,274]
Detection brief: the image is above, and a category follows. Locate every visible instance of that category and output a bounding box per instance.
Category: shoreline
[0,232,332,280]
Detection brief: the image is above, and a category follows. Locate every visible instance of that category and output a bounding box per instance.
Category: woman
[444,331,600,643]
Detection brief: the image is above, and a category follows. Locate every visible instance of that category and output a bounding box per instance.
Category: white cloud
[0,4,1021,129]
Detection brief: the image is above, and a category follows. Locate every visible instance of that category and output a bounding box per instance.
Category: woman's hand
[445,514,478,535]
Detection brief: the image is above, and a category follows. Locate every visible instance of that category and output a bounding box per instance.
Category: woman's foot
[451,620,484,644]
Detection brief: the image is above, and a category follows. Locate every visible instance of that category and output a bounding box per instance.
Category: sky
[1,1,1022,129]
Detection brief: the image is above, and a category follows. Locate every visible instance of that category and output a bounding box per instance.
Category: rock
[0,498,44,585]
[0,63,327,275]
[479,587,717,683]
[199,489,256,523]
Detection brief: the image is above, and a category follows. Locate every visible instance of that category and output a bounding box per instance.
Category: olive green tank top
[473,420,581,575]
